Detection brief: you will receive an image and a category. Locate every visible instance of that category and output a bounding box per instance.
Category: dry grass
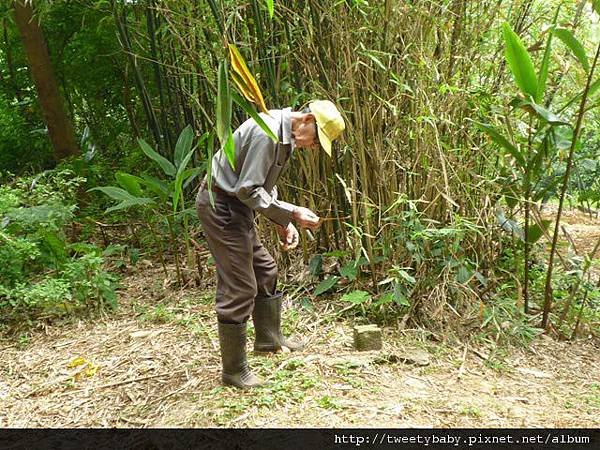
[1,263,599,428]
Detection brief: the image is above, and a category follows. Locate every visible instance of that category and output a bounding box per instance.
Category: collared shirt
[210,108,297,227]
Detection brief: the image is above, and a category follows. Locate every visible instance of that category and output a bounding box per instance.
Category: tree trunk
[12,0,79,161]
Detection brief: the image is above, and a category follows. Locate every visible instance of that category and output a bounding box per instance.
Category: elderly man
[196,100,344,389]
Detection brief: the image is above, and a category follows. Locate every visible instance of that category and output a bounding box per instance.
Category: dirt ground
[1,207,599,428]
[1,267,599,428]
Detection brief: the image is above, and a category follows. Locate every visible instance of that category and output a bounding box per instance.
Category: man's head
[292,100,345,155]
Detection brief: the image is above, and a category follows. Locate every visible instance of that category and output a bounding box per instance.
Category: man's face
[294,114,320,150]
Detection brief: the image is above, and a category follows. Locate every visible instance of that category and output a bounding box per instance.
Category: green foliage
[0,94,53,175]
[502,23,538,99]
[92,126,202,217]
[0,170,117,323]
[90,126,203,285]
[314,276,339,296]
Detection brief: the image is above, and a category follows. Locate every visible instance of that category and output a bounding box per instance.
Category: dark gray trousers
[196,187,278,323]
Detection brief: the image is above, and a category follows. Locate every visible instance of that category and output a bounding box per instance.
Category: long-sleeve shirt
[210,108,297,227]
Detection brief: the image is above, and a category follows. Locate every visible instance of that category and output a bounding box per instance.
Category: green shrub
[0,170,118,323]
[0,94,53,175]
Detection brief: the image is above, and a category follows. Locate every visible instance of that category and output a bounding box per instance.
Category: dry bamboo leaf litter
[0,265,598,427]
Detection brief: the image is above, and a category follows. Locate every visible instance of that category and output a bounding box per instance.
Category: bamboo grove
[1,0,599,337]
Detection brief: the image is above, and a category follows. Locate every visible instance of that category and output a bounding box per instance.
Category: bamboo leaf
[502,23,538,99]
[228,43,269,114]
[475,122,526,168]
[222,128,236,170]
[174,125,194,168]
[138,138,176,177]
[231,71,254,103]
[559,77,600,112]
[537,8,560,102]
[360,51,387,71]
[216,60,232,145]
[553,28,590,73]
[264,0,274,19]
[232,91,278,142]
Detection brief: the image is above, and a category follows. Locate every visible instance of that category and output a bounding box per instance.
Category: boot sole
[222,374,264,389]
[254,344,304,353]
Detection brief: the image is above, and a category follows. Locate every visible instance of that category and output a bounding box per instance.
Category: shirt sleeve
[233,130,296,227]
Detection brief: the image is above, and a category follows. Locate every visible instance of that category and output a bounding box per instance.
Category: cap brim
[317,126,332,157]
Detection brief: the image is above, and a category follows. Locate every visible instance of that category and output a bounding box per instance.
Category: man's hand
[292,206,321,230]
[276,223,299,251]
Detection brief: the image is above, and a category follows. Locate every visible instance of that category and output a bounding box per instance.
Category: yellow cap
[309,100,345,156]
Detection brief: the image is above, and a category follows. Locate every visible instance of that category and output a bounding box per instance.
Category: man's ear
[302,112,316,123]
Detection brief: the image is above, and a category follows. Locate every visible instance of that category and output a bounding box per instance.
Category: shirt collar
[281,107,294,150]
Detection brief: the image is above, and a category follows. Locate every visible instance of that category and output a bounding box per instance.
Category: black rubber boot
[218,321,264,389]
[252,292,305,352]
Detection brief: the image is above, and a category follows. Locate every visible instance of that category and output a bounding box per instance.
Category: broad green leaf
[216,61,231,145]
[340,290,370,304]
[514,99,571,125]
[456,266,472,284]
[554,28,589,73]
[594,0,600,15]
[308,255,323,276]
[502,23,538,98]
[222,128,235,170]
[393,282,410,307]
[206,131,216,209]
[526,220,552,244]
[373,292,394,307]
[138,138,176,177]
[115,172,143,197]
[340,262,358,281]
[314,276,339,296]
[174,125,194,168]
[537,8,560,102]
[90,186,155,213]
[228,43,269,114]
[475,122,526,168]
[172,146,197,213]
[182,166,204,183]
[140,174,170,200]
[41,230,66,264]
[89,186,138,202]
[396,269,416,285]
[232,91,278,142]
[106,197,155,214]
[264,0,274,18]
